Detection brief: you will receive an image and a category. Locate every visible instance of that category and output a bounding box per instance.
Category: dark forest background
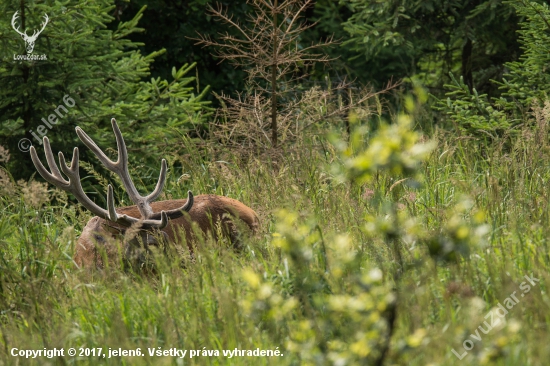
[0,0,545,179]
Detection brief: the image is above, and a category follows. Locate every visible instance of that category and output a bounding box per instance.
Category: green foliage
[437,1,550,136]
[243,211,394,365]
[425,198,489,261]
[337,112,434,184]
[334,84,434,183]
[2,102,550,363]
[496,0,550,109]
[333,85,489,263]
[2,1,550,365]
[116,0,249,101]
[435,73,511,136]
[238,88,493,364]
[0,0,211,180]
[341,0,521,93]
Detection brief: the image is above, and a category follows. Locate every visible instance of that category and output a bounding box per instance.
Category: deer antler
[30,13,49,39]
[11,11,26,38]
[11,11,49,53]
[11,12,49,39]
[30,118,194,230]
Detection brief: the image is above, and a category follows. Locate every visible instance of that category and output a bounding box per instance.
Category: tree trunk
[461,37,473,91]
[20,0,31,134]
[271,0,278,147]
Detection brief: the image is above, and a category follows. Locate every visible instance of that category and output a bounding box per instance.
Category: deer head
[11,11,49,54]
[30,118,193,267]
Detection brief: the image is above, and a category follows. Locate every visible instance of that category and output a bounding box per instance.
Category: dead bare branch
[190,0,338,147]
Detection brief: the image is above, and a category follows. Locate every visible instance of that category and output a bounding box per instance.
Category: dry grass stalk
[0,145,10,164]
[0,146,16,197]
[531,99,550,149]
[211,80,399,150]
[17,180,49,208]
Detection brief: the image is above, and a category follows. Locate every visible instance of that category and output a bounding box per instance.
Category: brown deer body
[30,118,259,269]
[77,195,259,268]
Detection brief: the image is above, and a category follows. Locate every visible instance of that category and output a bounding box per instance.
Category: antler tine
[145,155,189,218]
[75,118,182,222]
[11,11,26,37]
[30,138,67,188]
[107,184,169,230]
[73,118,193,229]
[56,149,113,220]
[106,184,118,222]
[40,14,49,31]
[30,137,110,220]
[150,191,194,220]
[108,118,143,201]
[30,137,170,229]
[76,119,153,216]
[75,125,118,171]
[56,150,168,229]
[146,159,167,203]
[42,137,64,181]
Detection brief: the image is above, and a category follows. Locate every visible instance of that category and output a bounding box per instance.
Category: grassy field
[1,101,550,365]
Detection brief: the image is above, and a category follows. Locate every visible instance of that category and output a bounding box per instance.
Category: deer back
[75,194,259,268]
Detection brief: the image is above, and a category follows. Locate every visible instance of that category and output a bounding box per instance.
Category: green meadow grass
[1,117,550,365]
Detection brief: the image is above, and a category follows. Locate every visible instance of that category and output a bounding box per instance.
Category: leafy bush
[240,87,490,364]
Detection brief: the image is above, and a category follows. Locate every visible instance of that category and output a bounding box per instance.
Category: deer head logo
[11,11,49,54]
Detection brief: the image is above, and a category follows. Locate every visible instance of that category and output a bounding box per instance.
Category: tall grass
[1,104,550,365]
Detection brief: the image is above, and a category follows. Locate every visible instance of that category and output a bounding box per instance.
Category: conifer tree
[341,0,524,93]
[437,0,550,136]
[0,0,210,179]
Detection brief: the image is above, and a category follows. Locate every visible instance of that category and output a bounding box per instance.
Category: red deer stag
[30,118,259,269]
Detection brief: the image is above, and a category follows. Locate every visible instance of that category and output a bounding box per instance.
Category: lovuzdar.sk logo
[11,11,48,61]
